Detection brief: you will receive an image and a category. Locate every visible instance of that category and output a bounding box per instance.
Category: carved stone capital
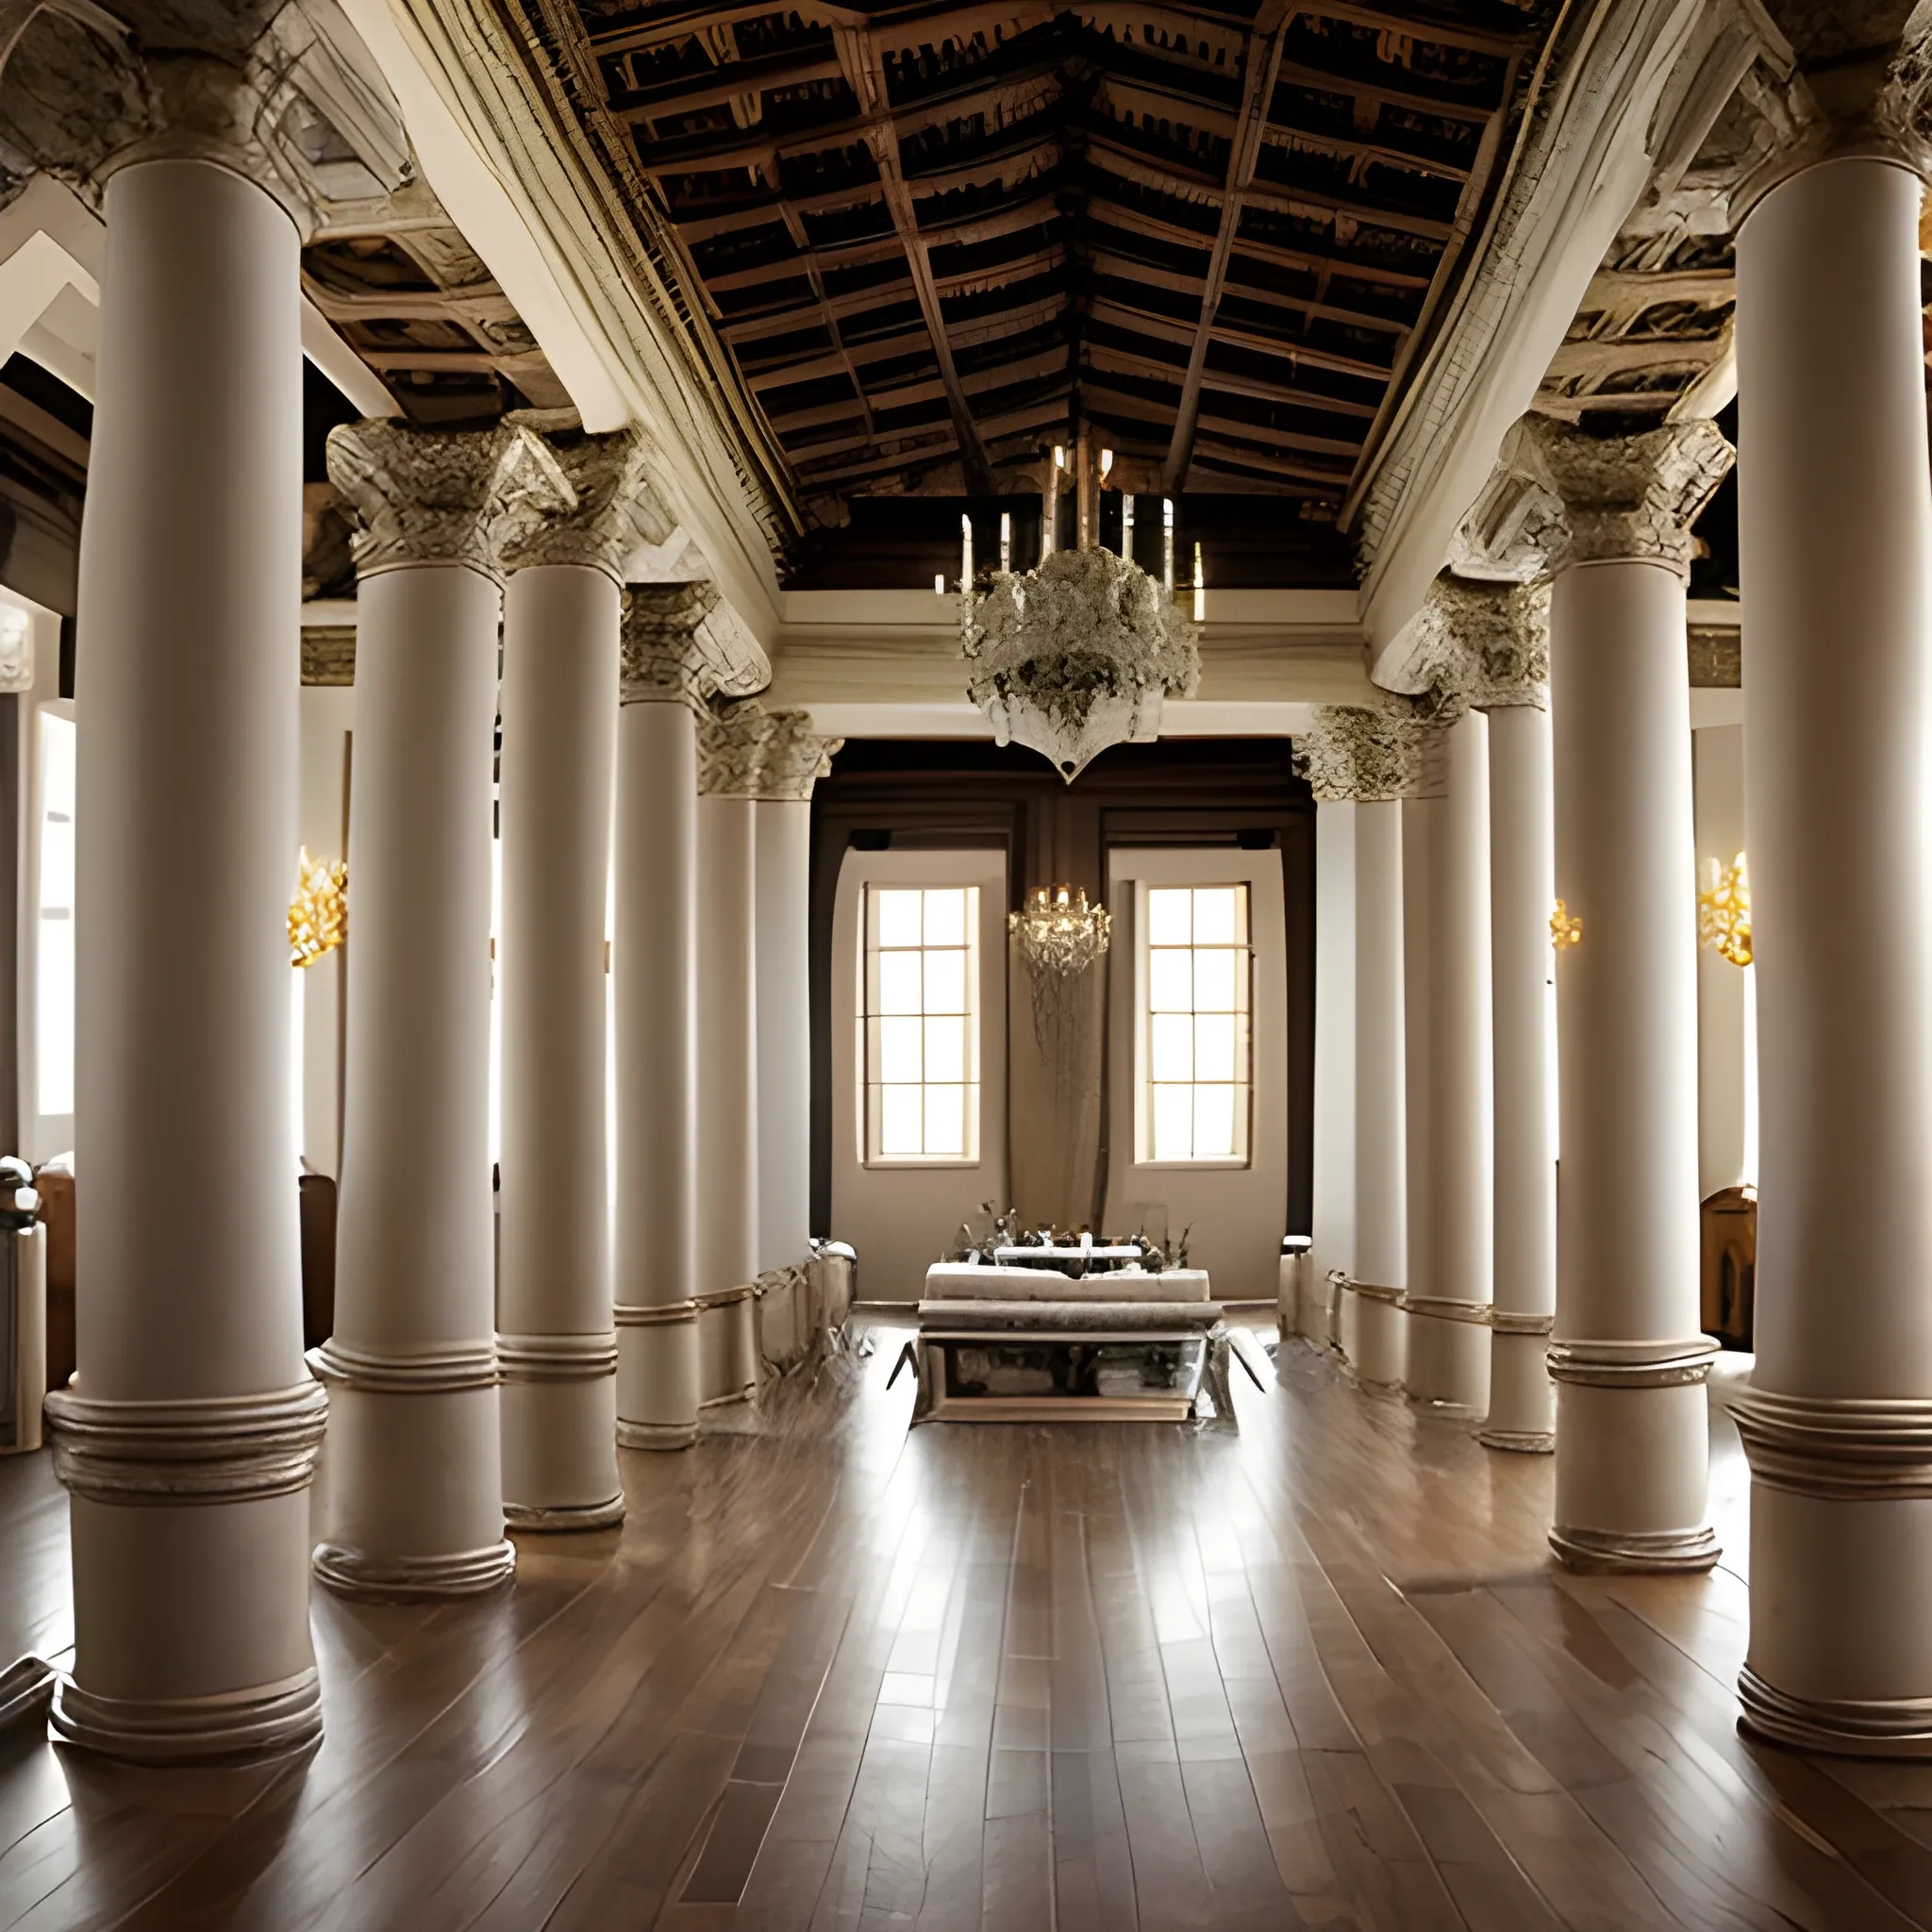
[501,425,674,579]
[1398,574,1549,711]
[620,581,769,708]
[326,420,575,582]
[0,8,415,240]
[1292,704,1431,803]
[699,700,841,800]
[1454,414,1734,581]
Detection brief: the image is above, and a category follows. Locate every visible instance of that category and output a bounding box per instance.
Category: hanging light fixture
[1699,852,1752,967]
[959,439,1200,783]
[1009,884,1111,978]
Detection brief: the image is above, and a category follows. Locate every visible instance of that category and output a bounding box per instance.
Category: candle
[1162,498,1174,592]
[1000,510,1011,572]
[1121,492,1134,563]
[961,511,973,591]
[1192,541,1205,624]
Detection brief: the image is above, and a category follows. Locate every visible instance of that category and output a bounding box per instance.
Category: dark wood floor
[0,1322,1926,1929]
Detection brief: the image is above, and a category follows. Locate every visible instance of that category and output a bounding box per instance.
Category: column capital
[1,10,416,242]
[620,582,769,709]
[1453,414,1734,582]
[1293,704,1431,803]
[1727,12,1932,218]
[500,424,674,580]
[326,420,575,581]
[698,700,841,800]
[1402,574,1549,712]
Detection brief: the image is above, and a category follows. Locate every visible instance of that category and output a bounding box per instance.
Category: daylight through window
[1141,882,1251,1163]
[863,885,979,1162]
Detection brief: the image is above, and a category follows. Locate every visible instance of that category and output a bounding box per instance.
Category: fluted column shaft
[1481,702,1557,1451]
[497,564,619,1527]
[1293,708,1415,1387]
[496,430,660,1524]
[315,421,573,1596]
[755,800,811,1274]
[697,758,759,1409]
[1732,147,1932,1755]
[1458,411,1730,1570]
[612,585,770,1446]
[1406,710,1492,1412]
[49,149,325,1763]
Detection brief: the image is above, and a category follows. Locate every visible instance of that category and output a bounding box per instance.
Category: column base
[1738,1664,1932,1758]
[51,1668,322,1765]
[498,1333,623,1530]
[1730,1385,1932,1755]
[1404,1296,1491,1412]
[312,1539,516,1600]
[505,1494,625,1533]
[1549,1337,1718,1573]
[44,1382,327,1767]
[1345,1281,1407,1391]
[308,1342,513,1600]
[1548,1524,1721,1573]
[616,1300,699,1447]
[616,1419,696,1451]
[1482,1316,1556,1451]
[697,1287,759,1409]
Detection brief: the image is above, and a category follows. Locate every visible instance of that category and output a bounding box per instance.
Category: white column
[314,421,572,1596]
[611,586,769,1446]
[1731,136,1932,1753]
[1398,747,1438,1398]
[1482,699,1557,1451]
[46,113,326,1761]
[1692,724,1752,1199]
[1306,797,1357,1345]
[749,718,841,1274]
[496,431,658,1530]
[696,708,761,1411]
[1406,709,1492,1413]
[1496,413,1732,1572]
[1295,710,1411,1386]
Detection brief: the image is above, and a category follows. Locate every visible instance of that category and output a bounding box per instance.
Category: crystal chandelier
[958,445,1200,782]
[1009,885,1111,977]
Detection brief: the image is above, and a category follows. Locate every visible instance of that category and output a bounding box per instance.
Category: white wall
[13,590,69,1164]
[829,845,1008,1302]
[1309,801,1357,1294]
[1102,846,1288,1301]
[298,683,354,1175]
[1692,722,1754,1197]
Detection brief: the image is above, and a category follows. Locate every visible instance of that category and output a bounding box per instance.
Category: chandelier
[1699,853,1752,967]
[958,445,1200,782]
[1009,884,1111,978]
[289,847,348,969]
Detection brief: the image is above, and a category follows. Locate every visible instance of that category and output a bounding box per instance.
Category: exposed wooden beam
[1162,0,1290,492]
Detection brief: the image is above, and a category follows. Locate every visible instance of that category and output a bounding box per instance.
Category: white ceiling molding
[767,588,1374,739]
[1346,0,1785,689]
[336,0,791,649]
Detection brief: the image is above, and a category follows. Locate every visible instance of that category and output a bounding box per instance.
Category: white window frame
[859,880,982,1167]
[1133,878,1254,1170]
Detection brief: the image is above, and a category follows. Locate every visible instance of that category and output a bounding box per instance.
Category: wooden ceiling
[522,0,1553,521]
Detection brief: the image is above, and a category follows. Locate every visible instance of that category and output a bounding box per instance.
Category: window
[863,885,979,1162]
[37,710,75,1119]
[1140,882,1251,1163]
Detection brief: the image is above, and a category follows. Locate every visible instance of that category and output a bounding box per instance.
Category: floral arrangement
[960,546,1199,779]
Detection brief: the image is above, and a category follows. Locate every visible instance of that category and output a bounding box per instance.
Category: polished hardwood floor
[0,1322,1926,1929]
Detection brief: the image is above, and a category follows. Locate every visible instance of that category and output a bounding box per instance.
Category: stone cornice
[1451,413,1734,581]
[326,419,575,581]
[501,424,673,580]
[620,581,769,709]
[1398,575,1550,711]
[698,701,841,801]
